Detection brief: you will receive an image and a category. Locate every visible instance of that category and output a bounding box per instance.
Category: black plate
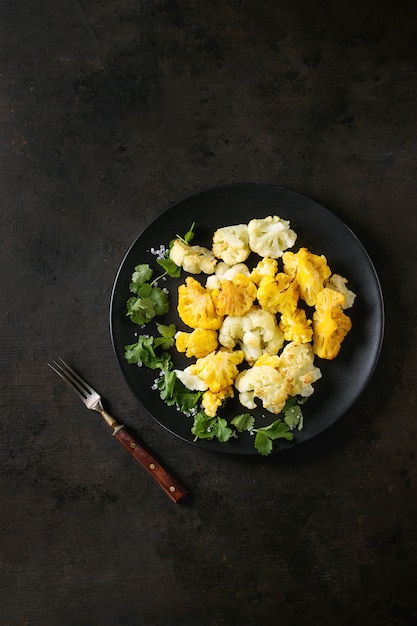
[110,184,384,454]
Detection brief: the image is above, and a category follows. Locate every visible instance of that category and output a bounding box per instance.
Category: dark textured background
[1,1,416,624]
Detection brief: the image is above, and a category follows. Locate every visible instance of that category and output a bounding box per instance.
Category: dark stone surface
[1,0,416,624]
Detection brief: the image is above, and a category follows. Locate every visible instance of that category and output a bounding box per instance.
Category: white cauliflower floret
[169,239,217,275]
[235,365,291,414]
[212,224,251,265]
[205,261,250,290]
[278,342,322,397]
[219,306,285,364]
[326,274,356,309]
[173,366,208,391]
[248,215,297,258]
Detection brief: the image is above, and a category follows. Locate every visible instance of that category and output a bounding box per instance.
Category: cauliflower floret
[248,216,297,258]
[177,277,223,330]
[212,224,251,265]
[278,342,322,397]
[279,308,313,344]
[175,328,218,359]
[283,247,331,307]
[235,365,291,414]
[219,306,285,364]
[312,288,352,360]
[189,348,245,394]
[250,257,278,285]
[326,274,356,309]
[257,273,299,315]
[205,262,250,290]
[211,274,257,317]
[176,349,242,417]
[174,367,208,391]
[202,387,234,417]
[169,239,217,275]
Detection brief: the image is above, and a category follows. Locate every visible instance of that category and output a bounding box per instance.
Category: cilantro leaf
[156,369,177,402]
[214,417,234,443]
[254,431,274,456]
[156,370,202,411]
[254,419,294,456]
[156,256,181,278]
[126,286,169,325]
[182,222,195,244]
[124,335,157,367]
[149,287,169,316]
[191,412,216,440]
[231,413,255,433]
[154,323,176,350]
[191,412,233,443]
[131,264,153,285]
[128,281,152,297]
[124,331,173,371]
[283,396,305,431]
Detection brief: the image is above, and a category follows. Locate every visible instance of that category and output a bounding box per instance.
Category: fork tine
[48,357,93,401]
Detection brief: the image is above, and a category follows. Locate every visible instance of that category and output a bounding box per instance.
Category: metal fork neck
[99,408,119,429]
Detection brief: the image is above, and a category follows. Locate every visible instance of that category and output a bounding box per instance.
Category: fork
[48,357,188,504]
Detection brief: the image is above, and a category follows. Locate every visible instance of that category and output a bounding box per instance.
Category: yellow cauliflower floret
[175,328,218,359]
[235,365,291,414]
[312,288,352,360]
[169,239,217,274]
[202,387,234,417]
[211,274,257,317]
[257,273,299,315]
[279,308,313,344]
[177,277,223,330]
[212,224,251,265]
[283,247,331,307]
[250,257,278,285]
[189,348,245,393]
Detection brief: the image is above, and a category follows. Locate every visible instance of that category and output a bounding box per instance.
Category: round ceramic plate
[110,184,384,454]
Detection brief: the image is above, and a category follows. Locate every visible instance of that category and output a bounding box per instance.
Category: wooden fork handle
[112,426,188,504]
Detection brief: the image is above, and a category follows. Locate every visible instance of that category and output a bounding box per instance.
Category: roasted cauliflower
[175,328,218,359]
[312,287,352,360]
[201,387,234,417]
[279,308,313,344]
[212,224,251,265]
[175,348,245,417]
[248,215,297,258]
[190,348,245,393]
[235,365,291,414]
[177,277,224,330]
[169,238,217,274]
[250,257,278,285]
[283,247,331,307]
[211,274,257,317]
[326,274,356,309]
[278,341,322,397]
[257,273,299,315]
[219,305,285,364]
[205,261,250,290]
